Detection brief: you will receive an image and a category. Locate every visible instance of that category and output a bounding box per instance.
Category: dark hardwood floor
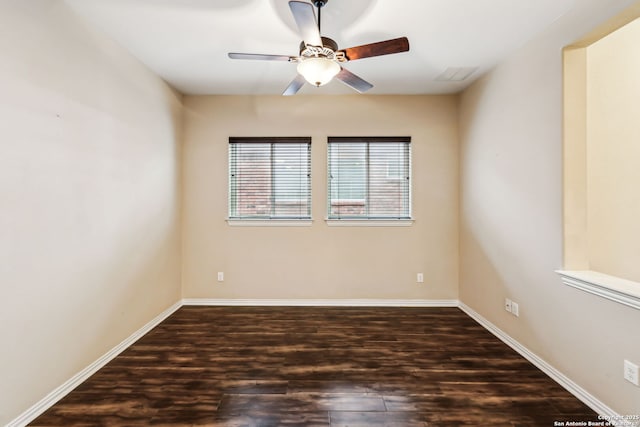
[31,306,599,426]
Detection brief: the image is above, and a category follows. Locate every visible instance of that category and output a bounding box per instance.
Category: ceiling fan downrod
[313,0,327,33]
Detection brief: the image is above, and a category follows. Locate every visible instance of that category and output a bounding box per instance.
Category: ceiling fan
[228,0,410,95]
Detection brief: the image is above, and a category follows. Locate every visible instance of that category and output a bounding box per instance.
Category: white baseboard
[181,298,460,307]
[458,302,624,425]
[7,301,182,427]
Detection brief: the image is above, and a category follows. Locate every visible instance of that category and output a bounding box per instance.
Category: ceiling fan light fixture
[296,57,340,87]
[228,1,409,95]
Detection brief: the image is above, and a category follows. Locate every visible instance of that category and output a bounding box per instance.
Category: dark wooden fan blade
[228,53,294,61]
[335,68,373,93]
[289,1,322,47]
[283,74,306,96]
[341,37,409,61]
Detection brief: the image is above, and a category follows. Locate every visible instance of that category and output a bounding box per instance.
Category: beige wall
[0,1,183,424]
[586,19,640,283]
[562,46,590,271]
[459,0,640,416]
[182,95,459,300]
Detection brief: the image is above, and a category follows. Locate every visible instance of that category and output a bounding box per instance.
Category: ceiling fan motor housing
[299,37,341,60]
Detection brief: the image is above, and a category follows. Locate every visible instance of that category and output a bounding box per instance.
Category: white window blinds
[327,137,411,219]
[229,137,311,220]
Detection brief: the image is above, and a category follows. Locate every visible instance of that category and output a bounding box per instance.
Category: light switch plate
[624,360,639,386]
[511,302,519,317]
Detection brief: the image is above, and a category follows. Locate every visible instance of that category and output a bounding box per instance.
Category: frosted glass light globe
[297,57,341,87]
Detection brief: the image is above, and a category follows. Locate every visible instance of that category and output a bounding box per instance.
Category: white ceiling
[64,0,578,95]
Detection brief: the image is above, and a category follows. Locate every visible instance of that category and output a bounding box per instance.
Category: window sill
[556,270,640,311]
[325,219,414,227]
[226,219,313,227]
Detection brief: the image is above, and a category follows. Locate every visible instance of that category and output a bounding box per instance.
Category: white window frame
[228,137,312,226]
[326,137,412,226]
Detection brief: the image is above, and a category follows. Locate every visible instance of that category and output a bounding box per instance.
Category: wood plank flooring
[31,306,599,426]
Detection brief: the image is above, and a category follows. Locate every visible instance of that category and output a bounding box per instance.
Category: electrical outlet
[417,273,424,283]
[217,272,224,282]
[511,302,519,317]
[505,298,512,313]
[624,360,639,386]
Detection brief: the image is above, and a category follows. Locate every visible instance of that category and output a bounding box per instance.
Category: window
[229,137,311,220]
[327,137,411,220]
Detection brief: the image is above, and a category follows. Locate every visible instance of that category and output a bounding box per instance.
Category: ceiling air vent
[436,67,478,82]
